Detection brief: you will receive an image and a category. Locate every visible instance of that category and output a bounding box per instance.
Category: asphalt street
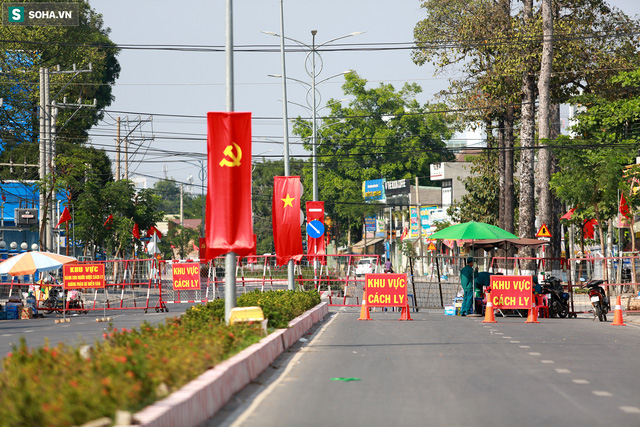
[0,305,194,357]
[207,307,640,427]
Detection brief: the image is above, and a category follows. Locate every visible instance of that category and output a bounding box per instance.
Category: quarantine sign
[365,273,408,307]
[172,262,200,291]
[489,275,533,310]
[63,264,105,289]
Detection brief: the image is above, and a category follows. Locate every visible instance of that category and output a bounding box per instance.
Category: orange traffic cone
[399,304,413,321]
[482,299,497,323]
[358,289,371,321]
[611,295,626,326]
[525,299,539,323]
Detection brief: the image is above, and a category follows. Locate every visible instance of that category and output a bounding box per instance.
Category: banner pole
[224,0,237,323]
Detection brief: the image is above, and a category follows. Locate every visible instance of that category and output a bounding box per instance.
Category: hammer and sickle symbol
[219,142,243,167]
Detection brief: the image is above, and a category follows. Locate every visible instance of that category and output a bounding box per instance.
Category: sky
[89,0,640,196]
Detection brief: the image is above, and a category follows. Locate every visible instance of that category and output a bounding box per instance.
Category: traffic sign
[306,219,325,238]
[536,223,552,238]
[427,241,437,251]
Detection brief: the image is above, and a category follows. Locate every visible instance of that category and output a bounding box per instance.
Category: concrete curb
[133,302,329,427]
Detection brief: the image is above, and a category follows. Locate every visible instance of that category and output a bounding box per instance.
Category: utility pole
[180,183,184,259]
[116,117,121,180]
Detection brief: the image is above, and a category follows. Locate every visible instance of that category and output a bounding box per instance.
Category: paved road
[208,307,640,427]
[0,305,194,357]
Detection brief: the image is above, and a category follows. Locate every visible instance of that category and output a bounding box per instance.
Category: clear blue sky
[90,0,640,194]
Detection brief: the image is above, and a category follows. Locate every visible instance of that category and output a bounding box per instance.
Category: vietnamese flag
[306,201,326,265]
[56,206,71,228]
[273,176,303,266]
[204,112,255,260]
[620,193,631,220]
[146,226,162,238]
[132,223,140,239]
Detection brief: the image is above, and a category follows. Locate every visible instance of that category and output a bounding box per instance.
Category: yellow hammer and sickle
[219,142,243,167]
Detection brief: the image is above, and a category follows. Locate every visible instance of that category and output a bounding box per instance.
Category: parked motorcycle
[582,279,610,322]
[42,287,87,314]
[541,276,570,318]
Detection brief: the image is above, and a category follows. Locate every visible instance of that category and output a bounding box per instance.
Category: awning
[352,237,384,248]
[463,238,549,251]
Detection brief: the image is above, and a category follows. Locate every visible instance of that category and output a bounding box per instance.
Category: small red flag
[560,207,575,221]
[103,214,113,227]
[583,219,597,239]
[620,194,630,220]
[204,112,255,260]
[273,176,303,266]
[146,226,162,238]
[133,223,140,239]
[56,206,71,228]
[193,242,198,251]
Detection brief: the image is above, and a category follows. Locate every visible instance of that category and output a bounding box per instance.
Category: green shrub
[0,290,321,427]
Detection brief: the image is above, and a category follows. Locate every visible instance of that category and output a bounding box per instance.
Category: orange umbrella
[0,251,77,276]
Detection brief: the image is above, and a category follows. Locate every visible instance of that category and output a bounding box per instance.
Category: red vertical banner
[306,201,326,265]
[205,112,255,260]
[272,176,304,266]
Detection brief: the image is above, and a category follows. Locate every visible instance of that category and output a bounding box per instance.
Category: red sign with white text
[489,275,533,310]
[63,264,105,289]
[172,262,201,291]
[365,273,408,307]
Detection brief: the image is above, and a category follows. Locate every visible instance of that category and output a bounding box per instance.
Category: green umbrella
[428,221,518,240]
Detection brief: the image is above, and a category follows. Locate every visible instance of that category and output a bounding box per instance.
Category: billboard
[362,179,385,201]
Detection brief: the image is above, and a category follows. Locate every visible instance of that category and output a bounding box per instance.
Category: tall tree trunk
[550,104,562,272]
[504,105,515,234]
[498,115,505,231]
[519,0,536,270]
[537,0,554,270]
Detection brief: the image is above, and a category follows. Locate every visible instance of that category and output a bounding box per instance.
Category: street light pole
[311,30,318,202]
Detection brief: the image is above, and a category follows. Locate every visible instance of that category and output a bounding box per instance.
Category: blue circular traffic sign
[306,220,325,238]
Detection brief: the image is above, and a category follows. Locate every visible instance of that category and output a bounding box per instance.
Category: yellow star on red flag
[282,193,295,208]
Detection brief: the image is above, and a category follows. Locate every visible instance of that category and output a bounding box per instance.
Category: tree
[292,72,454,244]
[0,0,120,161]
[412,0,640,250]
[152,179,182,215]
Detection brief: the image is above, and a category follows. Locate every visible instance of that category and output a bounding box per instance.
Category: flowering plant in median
[0,289,320,427]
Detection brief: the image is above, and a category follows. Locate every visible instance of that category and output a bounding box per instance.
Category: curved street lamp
[262,30,364,202]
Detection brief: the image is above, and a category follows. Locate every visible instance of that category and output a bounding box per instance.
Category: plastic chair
[536,294,549,318]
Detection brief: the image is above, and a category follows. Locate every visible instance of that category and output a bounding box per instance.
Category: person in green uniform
[459,256,475,316]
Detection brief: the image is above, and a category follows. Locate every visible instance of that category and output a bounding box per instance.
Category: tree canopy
[293,72,455,244]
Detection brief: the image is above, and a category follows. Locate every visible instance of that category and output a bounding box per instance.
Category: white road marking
[619,406,640,414]
[528,352,541,356]
[229,311,341,427]
[24,330,33,333]
[519,345,530,349]
[501,336,512,339]
[2,334,12,337]
[494,332,503,335]
[572,379,589,384]
[541,360,554,364]
[592,391,613,397]
[510,341,520,343]
[555,369,571,374]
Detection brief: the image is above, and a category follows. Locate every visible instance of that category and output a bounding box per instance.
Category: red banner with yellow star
[204,112,255,260]
[273,176,304,266]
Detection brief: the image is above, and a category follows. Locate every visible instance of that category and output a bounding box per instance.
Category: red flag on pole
[620,193,630,220]
[56,206,71,228]
[306,201,326,265]
[146,226,162,238]
[132,223,140,239]
[272,176,303,266]
[103,214,113,228]
[204,112,255,260]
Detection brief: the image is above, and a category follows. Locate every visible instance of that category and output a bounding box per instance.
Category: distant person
[474,271,493,314]
[459,256,475,316]
[384,259,393,273]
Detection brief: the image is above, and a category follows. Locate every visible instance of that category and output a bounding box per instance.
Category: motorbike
[42,287,87,314]
[582,279,610,322]
[541,276,570,318]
